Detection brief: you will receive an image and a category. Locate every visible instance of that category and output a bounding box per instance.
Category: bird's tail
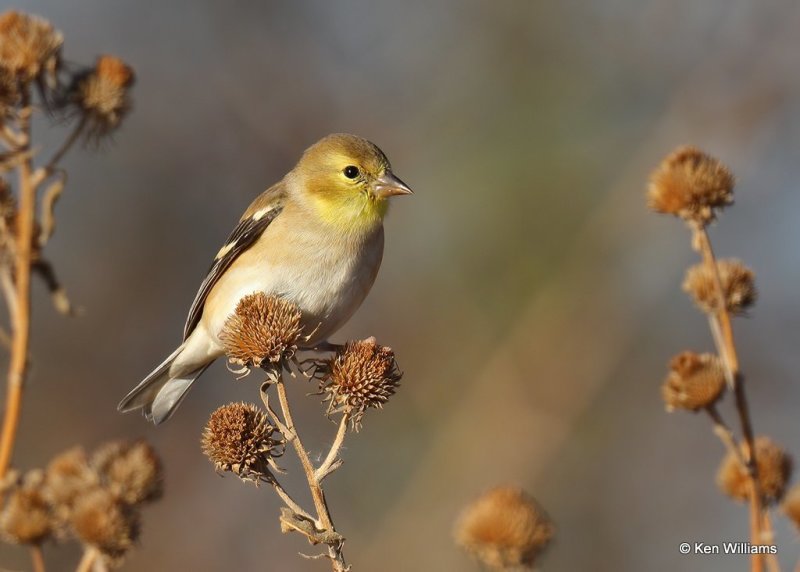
[117,344,209,425]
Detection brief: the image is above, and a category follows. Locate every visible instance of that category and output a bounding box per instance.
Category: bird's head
[292,133,413,232]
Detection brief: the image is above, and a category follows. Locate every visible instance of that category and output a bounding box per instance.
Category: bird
[117,133,412,425]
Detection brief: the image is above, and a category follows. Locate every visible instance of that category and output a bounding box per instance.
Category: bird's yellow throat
[312,192,387,234]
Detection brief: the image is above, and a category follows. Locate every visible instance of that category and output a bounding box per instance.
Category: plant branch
[692,223,763,570]
[0,95,36,477]
[705,405,746,467]
[31,545,45,572]
[75,547,99,572]
[315,412,348,482]
[270,474,313,521]
[31,117,86,188]
[272,368,348,572]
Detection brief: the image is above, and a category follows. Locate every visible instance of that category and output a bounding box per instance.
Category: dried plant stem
[271,476,313,521]
[315,412,348,482]
[0,97,35,478]
[31,545,45,572]
[692,224,764,571]
[75,547,99,572]
[36,117,86,184]
[273,372,348,572]
[705,405,745,467]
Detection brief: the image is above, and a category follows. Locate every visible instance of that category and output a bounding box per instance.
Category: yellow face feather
[293,134,396,234]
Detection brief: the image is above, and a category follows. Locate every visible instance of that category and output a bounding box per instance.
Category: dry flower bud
[781,484,800,531]
[717,436,792,506]
[0,471,53,544]
[71,488,139,563]
[661,351,725,412]
[647,146,734,224]
[42,447,97,510]
[220,293,304,368]
[683,259,756,315]
[92,440,163,505]
[202,402,284,483]
[317,338,402,429]
[0,11,62,83]
[454,486,555,570]
[75,55,134,138]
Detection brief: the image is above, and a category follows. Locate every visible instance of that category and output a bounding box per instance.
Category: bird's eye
[343,165,360,179]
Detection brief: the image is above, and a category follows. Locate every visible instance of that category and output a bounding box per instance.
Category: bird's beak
[373,171,414,199]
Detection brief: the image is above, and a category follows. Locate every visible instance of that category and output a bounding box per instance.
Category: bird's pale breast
[201,212,384,349]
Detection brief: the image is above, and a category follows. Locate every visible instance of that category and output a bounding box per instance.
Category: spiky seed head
[70,488,139,564]
[647,146,734,224]
[74,55,134,139]
[42,447,98,512]
[201,402,284,483]
[717,436,792,506]
[92,440,163,506]
[0,11,62,83]
[220,293,304,368]
[683,259,756,316]
[318,338,402,429]
[661,351,726,412]
[454,486,555,570]
[0,471,54,544]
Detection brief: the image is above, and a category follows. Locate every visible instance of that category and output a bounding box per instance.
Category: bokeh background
[3,1,800,570]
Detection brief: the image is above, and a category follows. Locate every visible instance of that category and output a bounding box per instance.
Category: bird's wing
[183,182,286,340]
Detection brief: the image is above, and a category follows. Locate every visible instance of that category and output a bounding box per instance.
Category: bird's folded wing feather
[183,183,286,340]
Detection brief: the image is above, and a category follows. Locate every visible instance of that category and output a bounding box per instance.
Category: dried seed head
[647,146,734,224]
[318,338,402,429]
[42,447,97,511]
[0,471,54,544]
[92,440,163,506]
[220,293,304,368]
[71,488,139,563]
[201,402,284,483]
[717,436,792,506]
[0,11,62,83]
[683,259,756,316]
[661,351,725,412]
[782,484,800,531]
[75,55,134,138]
[454,486,555,570]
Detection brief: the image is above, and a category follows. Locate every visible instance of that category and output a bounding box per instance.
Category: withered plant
[0,10,161,571]
[453,485,555,571]
[202,292,403,571]
[649,146,794,572]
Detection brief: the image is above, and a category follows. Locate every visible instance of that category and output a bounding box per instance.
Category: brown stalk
[31,545,45,572]
[272,369,348,572]
[0,93,35,477]
[75,547,100,572]
[705,405,746,468]
[692,223,765,571]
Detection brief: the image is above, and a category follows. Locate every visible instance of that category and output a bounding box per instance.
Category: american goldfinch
[118,134,412,424]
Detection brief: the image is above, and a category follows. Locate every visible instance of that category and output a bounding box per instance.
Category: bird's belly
[202,229,383,348]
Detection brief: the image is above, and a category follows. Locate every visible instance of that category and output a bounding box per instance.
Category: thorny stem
[31,545,45,572]
[273,370,348,572]
[692,223,765,571]
[315,412,349,482]
[0,95,35,478]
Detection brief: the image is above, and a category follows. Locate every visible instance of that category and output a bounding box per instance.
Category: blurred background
[3,0,800,570]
